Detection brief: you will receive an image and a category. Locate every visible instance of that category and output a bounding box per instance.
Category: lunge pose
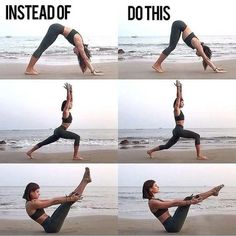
[23,167,91,233]
[27,83,83,160]
[143,180,224,233]
[147,80,207,160]
[25,23,103,75]
[152,20,226,73]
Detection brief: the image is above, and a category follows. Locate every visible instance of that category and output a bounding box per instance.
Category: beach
[0,215,117,235]
[0,62,118,79]
[118,148,236,163]
[118,59,235,79]
[118,215,236,235]
[0,149,117,163]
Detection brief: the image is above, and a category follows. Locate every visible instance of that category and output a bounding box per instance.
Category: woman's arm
[30,195,81,209]
[150,197,201,209]
[174,80,182,110]
[63,83,72,112]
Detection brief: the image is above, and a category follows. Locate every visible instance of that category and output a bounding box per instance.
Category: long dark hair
[23,182,40,201]
[173,98,183,108]
[201,43,212,70]
[142,180,155,199]
[61,100,67,111]
[77,44,91,73]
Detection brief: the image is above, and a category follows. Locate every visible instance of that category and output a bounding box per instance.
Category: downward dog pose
[152,20,226,73]
[25,23,103,75]
[147,80,207,160]
[23,167,91,233]
[27,83,83,160]
[143,180,224,233]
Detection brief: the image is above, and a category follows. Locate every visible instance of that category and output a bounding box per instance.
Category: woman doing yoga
[152,20,226,73]
[147,80,207,160]
[143,180,224,233]
[25,23,103,75]
[27,83,83,160]
[23,167,91,233]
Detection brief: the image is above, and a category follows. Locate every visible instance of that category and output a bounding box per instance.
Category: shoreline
[0,149,117,163]
[118,59,236,79]
[118,147,236,163]
[0,215,117,235]
[118,214,236,235]
[0,62,118,79]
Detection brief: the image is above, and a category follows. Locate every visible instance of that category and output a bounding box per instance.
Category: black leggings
[41,202,73,233]
[33,23,64,58]
[162,20,187,56]
[163,195,193,233]
[37,126,80,148]
[159,125,200,150]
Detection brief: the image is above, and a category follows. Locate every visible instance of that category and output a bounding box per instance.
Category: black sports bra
[29,208,45,221]
[184,32,197,49]
[151,198,168,218]
[62,112,72,123]
[175,110,185,121]
[66,29,79,46]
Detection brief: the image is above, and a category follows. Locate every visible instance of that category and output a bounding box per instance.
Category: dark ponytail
[201,42,212,70]
[77,44,91,73]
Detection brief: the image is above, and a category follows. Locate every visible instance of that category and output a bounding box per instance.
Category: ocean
[0,129,117,152]
[119,186,236,219]
[0,186,117,219]
[0,36,117,64]
[118,35,236,62]
[119,128,236,150]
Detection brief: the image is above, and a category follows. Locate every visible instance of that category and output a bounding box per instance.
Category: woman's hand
[214,67,227,73]
[91,69,104,76]
[190,197,203,205]
[174,80,181,87]
[64,83,72,91]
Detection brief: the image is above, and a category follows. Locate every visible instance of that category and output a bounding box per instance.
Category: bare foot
[212,184,224,196]
[147,150,153,159]
[196,155,208,160]
[82,167,92,183]
[26,151,33,159]
[73,156,83,161]
[152,64,164,73]
[25,68,39,75]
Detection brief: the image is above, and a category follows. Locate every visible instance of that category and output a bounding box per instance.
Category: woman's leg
[194,184,224,200]
[59,129,82,160]
[45,168,91,233]
[153,21,185,72]
[26,134,59,159]
[178,128,207,160]
[25,23,64,75]
[147,135,179,158]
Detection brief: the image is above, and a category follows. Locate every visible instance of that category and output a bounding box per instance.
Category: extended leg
[147,135,179,158]
[47,168,91,233]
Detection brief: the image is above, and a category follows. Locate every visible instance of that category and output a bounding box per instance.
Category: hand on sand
[215,68,227,73]
[91,69,104,76]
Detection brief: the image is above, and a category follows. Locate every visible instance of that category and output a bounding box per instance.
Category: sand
[118,148,236,163]
[0,63,118,79]
[0,215,117,235]
[118,59,236,79]
[0,149,117,163]
[119,214,236,235]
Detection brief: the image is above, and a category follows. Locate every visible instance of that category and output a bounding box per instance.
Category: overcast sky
[0,0,117,46]
[119,0,236,36]
[119,164,236,187]
[0,164,117,186]
[0,80,117,130]
[119,80,236,129]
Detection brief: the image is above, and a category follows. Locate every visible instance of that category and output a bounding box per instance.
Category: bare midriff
[35,213,49,225]
[176,120,184,126]
[61,122,71,129]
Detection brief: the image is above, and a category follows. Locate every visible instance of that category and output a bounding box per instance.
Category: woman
[25,23,103,75]
[27,83,83,160]
[142,180,224,233]
[152,20,226,73]
[147,80,207,160]
[23,167,91,233]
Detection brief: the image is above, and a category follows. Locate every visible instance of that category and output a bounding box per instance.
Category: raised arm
[150,197,202,209]
[63,83,72,112]
[30,194,81,209]
[174,80,182,110]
